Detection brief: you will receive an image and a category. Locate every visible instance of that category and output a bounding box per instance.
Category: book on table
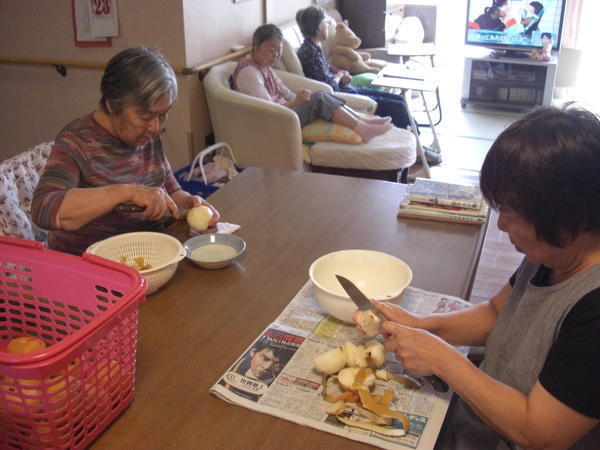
[397,202,488,225]
[408,177,483,210]
[398,178,488,225]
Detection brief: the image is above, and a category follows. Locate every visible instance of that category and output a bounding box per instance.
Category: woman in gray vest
[374,105,600,449]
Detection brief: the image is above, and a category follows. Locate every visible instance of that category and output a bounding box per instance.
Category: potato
[187,205,214,231]
[313,347,346,375]
[364,340,386,369]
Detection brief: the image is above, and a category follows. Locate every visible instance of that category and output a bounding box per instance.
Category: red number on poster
[92,0,111,15]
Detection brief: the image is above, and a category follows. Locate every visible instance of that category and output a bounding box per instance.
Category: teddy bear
[329,21,386,75]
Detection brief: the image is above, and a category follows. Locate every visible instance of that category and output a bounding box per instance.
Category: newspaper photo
[210,281,471,450]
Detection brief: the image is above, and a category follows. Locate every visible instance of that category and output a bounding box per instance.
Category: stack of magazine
[398,177,488,225]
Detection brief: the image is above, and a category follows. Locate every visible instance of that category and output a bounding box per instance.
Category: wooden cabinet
[461,47,557,111]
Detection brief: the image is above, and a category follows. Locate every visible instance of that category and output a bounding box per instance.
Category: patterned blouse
[32,113,181,255]
[296,39,357,94]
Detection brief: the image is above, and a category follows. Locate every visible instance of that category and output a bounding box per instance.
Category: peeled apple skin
[338,367,376,391]
[187,205,213,231]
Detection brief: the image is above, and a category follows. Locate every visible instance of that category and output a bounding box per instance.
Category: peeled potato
[364,340,385,369]
[6,336,46,354]
[313,347,346,375]
[187,205,213,231]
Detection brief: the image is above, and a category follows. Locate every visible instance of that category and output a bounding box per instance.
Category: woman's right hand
[296,89,311,103]
[127,185,179,221]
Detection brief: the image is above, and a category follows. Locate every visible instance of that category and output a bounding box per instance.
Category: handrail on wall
[0,47,251,78]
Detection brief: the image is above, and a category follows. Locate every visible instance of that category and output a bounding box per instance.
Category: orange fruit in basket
[6,336,47,354]
[0,380,43,412]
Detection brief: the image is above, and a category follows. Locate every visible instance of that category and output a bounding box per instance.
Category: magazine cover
[409,178,483,209]
[218,328,304,402]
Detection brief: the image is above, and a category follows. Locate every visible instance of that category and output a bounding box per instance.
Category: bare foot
[362,116,392,125]
[354,122,393,143]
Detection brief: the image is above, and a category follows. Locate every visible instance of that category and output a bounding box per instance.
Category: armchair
[0,142,52,240]
[203,62,416,181]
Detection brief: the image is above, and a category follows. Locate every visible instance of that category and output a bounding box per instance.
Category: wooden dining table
[91,167,487,449]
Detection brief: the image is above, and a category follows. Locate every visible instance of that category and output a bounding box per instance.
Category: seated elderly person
[295,6,413,130]
[233,24,392,143]
[32,47,220,255]
[374,105,600,448]
[295,6,440,165]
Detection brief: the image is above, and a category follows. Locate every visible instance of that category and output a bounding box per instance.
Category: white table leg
[399,90,430,178]
[420,91,441,153]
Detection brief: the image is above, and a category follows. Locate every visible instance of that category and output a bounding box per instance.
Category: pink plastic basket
[0,236,147,449]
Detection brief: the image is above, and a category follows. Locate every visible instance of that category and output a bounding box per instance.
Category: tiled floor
[407,85,523,304]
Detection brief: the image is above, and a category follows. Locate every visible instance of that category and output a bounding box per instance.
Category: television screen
[465,0,566,54]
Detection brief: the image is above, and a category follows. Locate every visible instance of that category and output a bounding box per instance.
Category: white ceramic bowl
[86,232,186,295]
[309,249,413,323]
[183,233,246,269]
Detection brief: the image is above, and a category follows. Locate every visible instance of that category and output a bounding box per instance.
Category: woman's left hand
[381,321,450,376]
[188,196,220,227]
[174,192,221,227]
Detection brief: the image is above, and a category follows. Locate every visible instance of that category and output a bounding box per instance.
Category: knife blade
[335,274,449,393]
[335,274,385,322]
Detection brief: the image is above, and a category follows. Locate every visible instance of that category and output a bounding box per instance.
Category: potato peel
[336,415,406,437]
[358,389,411,433]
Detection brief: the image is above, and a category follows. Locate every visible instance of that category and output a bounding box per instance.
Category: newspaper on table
[210,281,471,450]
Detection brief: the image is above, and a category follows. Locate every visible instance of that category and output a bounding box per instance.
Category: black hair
[252,339,287,360]
[530,1,544,15]
[485,6,499,15]
[480,104,600,247]
[252,24,283,50]
[541,32,552,40]
[296,6,326,39]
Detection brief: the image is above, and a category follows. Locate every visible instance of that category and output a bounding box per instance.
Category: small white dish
[183,234,246,269]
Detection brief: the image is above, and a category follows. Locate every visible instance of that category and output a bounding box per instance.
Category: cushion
[310,126,416,171]
[350,72,381,89]
[302,144,312,164]
[273,39,304,75]
[302,119,362,145]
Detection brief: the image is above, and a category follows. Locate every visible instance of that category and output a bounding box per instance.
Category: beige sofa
[204,61,415,179]
[202,8,416,180]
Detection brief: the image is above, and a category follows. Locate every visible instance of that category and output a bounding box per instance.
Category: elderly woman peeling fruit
[32,47,219,255]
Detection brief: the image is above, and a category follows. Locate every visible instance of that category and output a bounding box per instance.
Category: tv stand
[461,46,557,111]
[490,49,531,59]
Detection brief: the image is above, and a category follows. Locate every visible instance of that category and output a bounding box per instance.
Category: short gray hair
[99,47,177,115]
[252,24,283,49]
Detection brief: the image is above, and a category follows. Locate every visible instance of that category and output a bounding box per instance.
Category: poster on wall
[71,0,115,47]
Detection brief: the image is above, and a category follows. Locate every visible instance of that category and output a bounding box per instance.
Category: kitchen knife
[335,274,449,393]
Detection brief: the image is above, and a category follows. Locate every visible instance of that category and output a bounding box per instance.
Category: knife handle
[425,375,449,392]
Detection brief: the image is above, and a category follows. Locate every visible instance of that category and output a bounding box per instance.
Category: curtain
[561,0,583,48]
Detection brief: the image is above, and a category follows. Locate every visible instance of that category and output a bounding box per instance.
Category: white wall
[0,0,312,170]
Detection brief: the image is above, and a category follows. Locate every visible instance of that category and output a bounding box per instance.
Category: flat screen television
[465,0,567,57]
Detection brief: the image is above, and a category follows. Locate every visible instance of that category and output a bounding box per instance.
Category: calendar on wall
[72,0,119,47]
